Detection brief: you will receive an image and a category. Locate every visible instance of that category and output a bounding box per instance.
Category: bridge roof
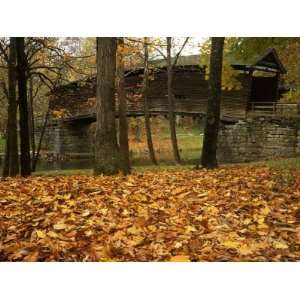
[231,48,287,74]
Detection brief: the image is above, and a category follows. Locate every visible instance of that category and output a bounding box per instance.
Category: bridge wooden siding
[49,67,251,124]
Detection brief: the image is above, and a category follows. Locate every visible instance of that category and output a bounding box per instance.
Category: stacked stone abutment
[217,117,300,163]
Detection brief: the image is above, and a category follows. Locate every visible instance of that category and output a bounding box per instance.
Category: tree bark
[117,38,130,174]
[2,37,19,177]
[201,37,225,169]
[94,37,125,175]
[16,37,31,176]
[133,118,142,142]
[31,105,50,172]
[143,37,158,165]
[28,75,36,170]
[2,126,10,177]
[167,37,181,164]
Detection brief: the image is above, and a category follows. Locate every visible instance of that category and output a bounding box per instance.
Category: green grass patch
[244,157,300,170]
[34,169,93,176]
[27,157,300,177]
[0,137,5,153]
[130,123,203,165]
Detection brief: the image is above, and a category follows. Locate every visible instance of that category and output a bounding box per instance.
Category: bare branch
[172,37,190,67]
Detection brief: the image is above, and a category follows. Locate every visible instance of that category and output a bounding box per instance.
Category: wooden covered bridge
[41,48,290,156]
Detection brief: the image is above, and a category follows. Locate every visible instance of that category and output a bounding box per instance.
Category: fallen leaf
[169,255,191,262]
[53,222,67,230]
[35,230,46,239]
[273,241,289,249]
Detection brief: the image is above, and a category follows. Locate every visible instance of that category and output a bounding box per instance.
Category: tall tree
[31,105,50,172]
[117,37,130,174]
[201,37,225,169]
[2,126,10,177]
[167,37,180,164]
[94,37,126,175]
[7,38,19,176]
[153,37,189,164]
[143,37,158,165]
[16,37,31,176]
[28,75,36,170]
[2,38,19,177]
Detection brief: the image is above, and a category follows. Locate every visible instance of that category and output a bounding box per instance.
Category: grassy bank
[33,157,300,176]
[0,137,5,153]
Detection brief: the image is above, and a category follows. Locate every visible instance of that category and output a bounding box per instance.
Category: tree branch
[172,37,190,67]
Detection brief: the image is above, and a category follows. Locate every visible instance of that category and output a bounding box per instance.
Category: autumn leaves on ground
[1,166,300,262]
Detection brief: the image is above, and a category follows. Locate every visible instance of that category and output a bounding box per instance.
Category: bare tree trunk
[2,126,10,177]
[16,37,31,176]
[117,37,130,174]
[133,118,142,142]
[201,37,225,169]
[143,37,158,165]
[8,38,19,176]
[2,37,19,177]
[167,37,181,164]
[32,105,50,172]
[94,37,126,175]
[28,75,36,170]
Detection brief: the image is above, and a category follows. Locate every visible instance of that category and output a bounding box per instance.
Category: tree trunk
[2,126,10,177]
[2,37,19,177]
[167,37,181,164]
[117,38,130,174]
[94,37,125,175]
[28,75,36,170]
[31,105,50,172]
[201,37,225,169]
[143,37,158,165]
[133,118,142,142]
[16,37,31,176]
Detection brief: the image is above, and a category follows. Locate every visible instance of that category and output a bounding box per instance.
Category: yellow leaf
[82,210,90,217]
[273,241,289,249]
[239,244,253,255]
[36,230,46,239]
[198,192,209,198]
[129,235,145,246]
[84,230,93,237]
[260,206,271,215]
[53,222,67,230]
[205,205,219,215]
[64,193,72,200]
[243,218,252,225]
[257,217,265,225]
[257,223,269,230]
[169,255,190,262]
[47,231,58,238]
[185,225,197,233]
[122,209,129,216]
[62,208,71,214]
[257,217,269,229]
[100,208,108,215]
[127,226,143,235]
[174,242,183,249]
[67,200,76,207]
[222,240,240,248]
[147,225,157,232]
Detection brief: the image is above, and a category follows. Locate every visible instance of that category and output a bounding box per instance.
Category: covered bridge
[41,48,288,156]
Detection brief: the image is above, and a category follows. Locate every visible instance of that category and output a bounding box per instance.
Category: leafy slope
[0,166,300,261]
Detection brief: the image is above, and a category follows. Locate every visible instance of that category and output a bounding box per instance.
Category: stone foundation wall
[39,117,300,164]
[39,120,94,156]
[217,117,300,163]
